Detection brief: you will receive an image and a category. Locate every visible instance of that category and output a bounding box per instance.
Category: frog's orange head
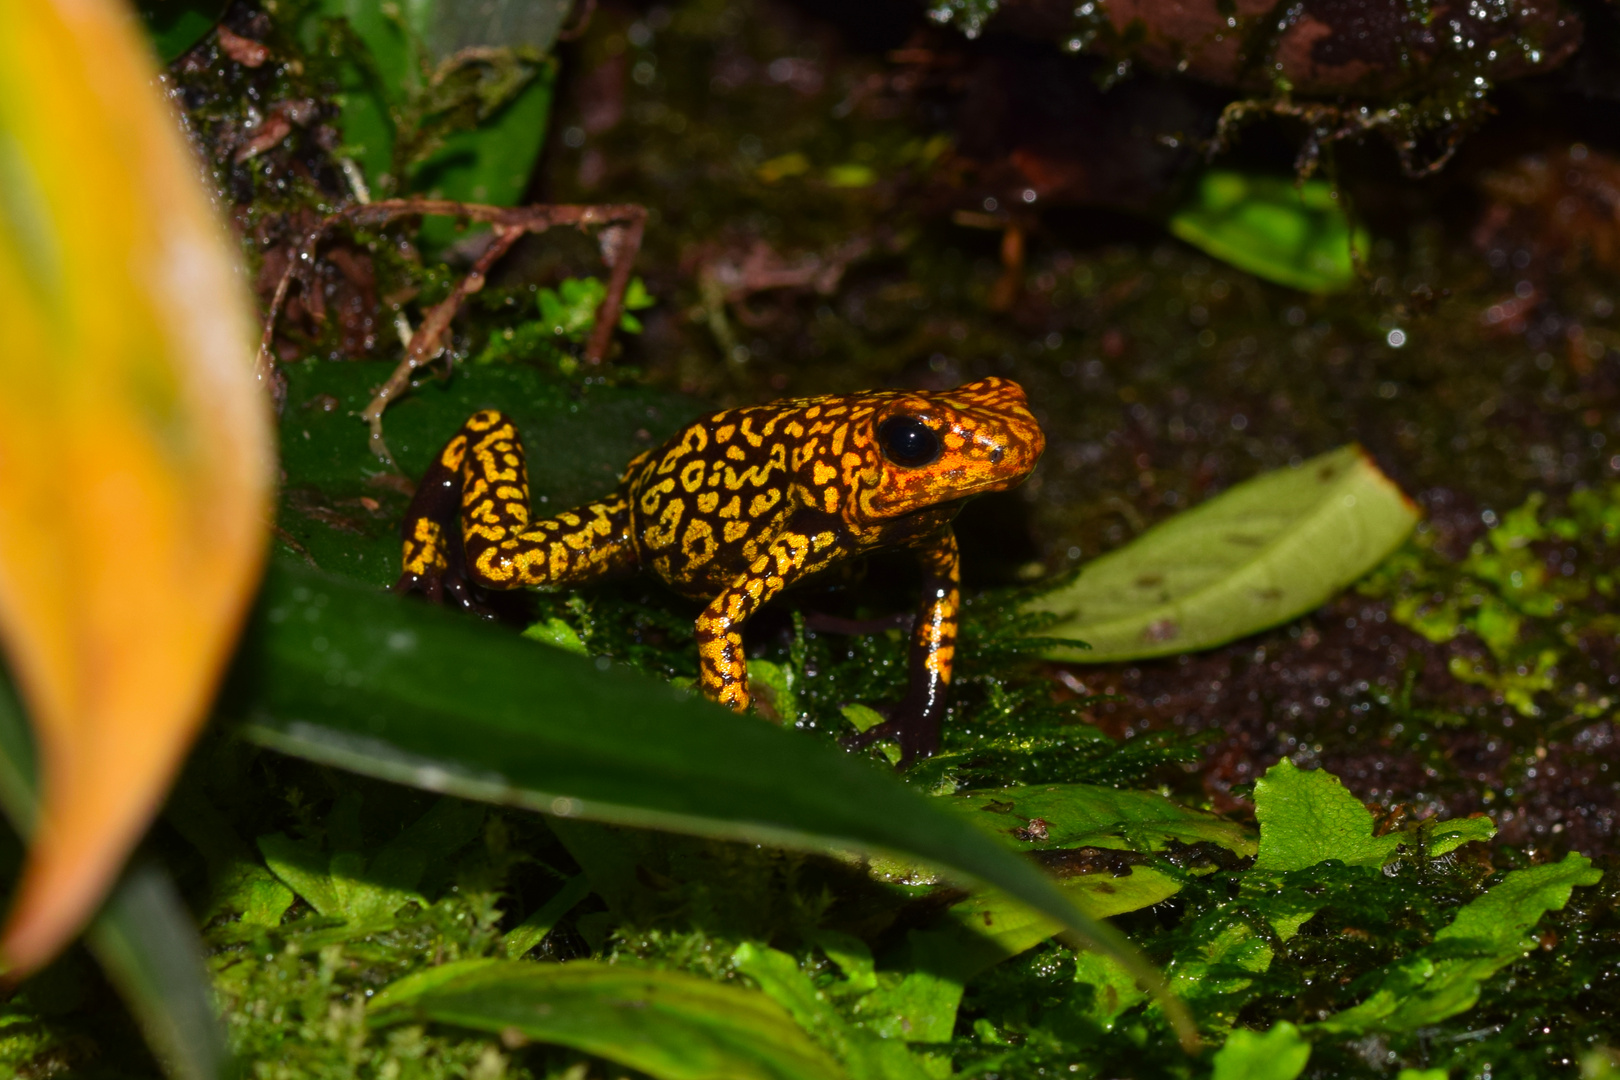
[857,377,1044,520]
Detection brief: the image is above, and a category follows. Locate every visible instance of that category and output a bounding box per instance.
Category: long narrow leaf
[0,669,228,1080]
[231,557,1194,1044]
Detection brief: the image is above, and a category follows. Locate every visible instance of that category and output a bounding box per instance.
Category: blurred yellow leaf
[0,0,272,974]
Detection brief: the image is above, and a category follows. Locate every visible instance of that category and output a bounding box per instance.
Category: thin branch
[359,223,525,462]
[255,197,648,459]
[583,210,647,368]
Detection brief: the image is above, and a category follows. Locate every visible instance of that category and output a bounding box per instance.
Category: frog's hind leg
[397,409,637,606]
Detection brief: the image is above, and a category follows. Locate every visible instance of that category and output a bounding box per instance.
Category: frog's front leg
[843,529,960,764]
[694,529,832,710]
[894,529,961,763]
[397,410,637,606]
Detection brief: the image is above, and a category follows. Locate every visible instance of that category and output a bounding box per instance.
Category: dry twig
[256,198,648,461]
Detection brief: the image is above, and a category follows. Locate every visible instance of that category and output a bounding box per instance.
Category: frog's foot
[839,697,941,767]
[393,568,499,619]
[839,710,895,753]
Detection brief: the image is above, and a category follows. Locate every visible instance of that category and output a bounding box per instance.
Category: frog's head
[856,377,1044,520]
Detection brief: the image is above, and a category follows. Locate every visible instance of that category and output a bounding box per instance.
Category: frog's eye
[878,416,940,468]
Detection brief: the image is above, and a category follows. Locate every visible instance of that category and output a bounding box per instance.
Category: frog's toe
[839,706,917,764]
[394,570,445,602]
[394,568,498,618]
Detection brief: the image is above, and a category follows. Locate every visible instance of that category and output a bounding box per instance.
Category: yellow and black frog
[396,377,1046,763]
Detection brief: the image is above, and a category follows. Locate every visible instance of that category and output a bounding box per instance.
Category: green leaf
[864,783,1256,1008]
[301,0,564,226]
[1253,759,1495,873]
[257,795,483,928]
[136,0,229,62]
[1026,446,1419,662]
[1211,1022,1311,1080]
[1253,759,1402,873]
[809,931,878,996]
[81,867,233,1080]
[533,276,653,342]
[369,958,848,1080]
[1313,853,1602,1034]
[935,869,1184,973]
[1435,855,1600,950]
[366,956,501,1006]
[1148,761,1504,1030]
[162,783,294,931]
[1428,816,1498,858]
[257,833,346,919]
[747,659,799,723]
[413,63,557,250]
[0,670,228,1080]
[941,784,1256,857]
[503,874,592,957]
[1168,171,1369,293]
[840,704,887,734]
[1072,949,1148,1027]
[733,943,933,1080]
[850,930,965,1044]
[228,556,1183,1031]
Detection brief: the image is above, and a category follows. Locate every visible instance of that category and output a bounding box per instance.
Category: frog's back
[624,391,874,592]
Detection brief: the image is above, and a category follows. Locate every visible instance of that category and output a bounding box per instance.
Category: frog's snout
[947,377,1045,480]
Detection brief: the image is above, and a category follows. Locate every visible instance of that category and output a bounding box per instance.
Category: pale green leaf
[941,784,1255,857]
[1027,446,1419,662]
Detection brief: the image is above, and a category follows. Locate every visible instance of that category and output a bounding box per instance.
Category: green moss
[1361,485,1620,721]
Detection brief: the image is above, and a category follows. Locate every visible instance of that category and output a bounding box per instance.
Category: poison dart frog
[396,377,1045,763]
